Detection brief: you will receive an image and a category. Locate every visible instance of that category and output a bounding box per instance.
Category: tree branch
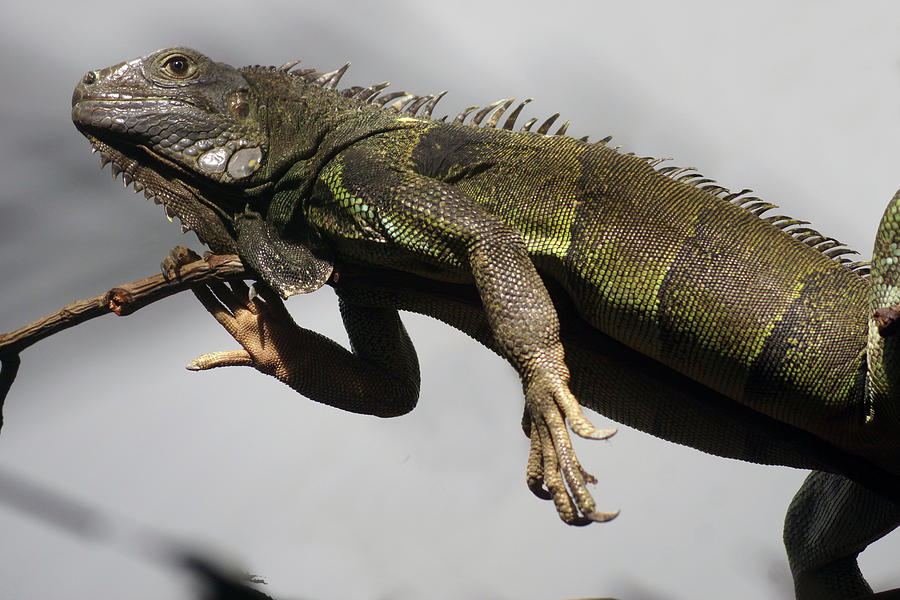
[0,254,250,424]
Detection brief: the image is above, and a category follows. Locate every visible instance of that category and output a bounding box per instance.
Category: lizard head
[72,47,269,253]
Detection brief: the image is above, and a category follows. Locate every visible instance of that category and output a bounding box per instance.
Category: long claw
[587,510,620,523]
[554,387,613,440]
[577,427,617,441]
[526,422,552,500]
[522,372,619,524]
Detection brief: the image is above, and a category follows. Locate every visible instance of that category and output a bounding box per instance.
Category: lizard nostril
[82,71,97,85]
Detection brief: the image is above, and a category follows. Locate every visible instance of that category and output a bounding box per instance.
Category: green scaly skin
[72,47,900,598]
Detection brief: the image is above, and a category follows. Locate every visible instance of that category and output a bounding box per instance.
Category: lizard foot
[186,279,297,377]
[161,245,202,281]
[523,375,618,525]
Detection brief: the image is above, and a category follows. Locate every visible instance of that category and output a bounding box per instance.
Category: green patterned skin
[72,47,900,598]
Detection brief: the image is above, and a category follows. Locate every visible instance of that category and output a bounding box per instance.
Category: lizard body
[71,47,900,598]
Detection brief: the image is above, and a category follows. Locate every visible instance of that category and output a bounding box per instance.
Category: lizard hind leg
[784,471,900,599]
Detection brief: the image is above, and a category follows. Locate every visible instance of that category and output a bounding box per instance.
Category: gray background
[2,1,900,598]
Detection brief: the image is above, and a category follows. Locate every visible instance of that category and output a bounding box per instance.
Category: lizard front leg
[313,154,617,524]
[466,223,618,524]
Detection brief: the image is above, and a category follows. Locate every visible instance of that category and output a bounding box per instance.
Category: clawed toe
[161,246,202,281]
[524,389,617,525]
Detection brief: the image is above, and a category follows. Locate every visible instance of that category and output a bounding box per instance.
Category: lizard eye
[162,55,191,77]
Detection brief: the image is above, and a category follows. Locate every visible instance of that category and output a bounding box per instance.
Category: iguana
[70,47,900,598]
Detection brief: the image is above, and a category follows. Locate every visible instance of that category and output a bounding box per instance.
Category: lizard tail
[866,189,900,421]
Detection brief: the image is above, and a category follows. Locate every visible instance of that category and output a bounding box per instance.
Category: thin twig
[0,254,249,415]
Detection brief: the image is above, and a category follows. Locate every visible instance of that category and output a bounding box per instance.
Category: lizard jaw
[85,136,238,254]
[89,139,188,231]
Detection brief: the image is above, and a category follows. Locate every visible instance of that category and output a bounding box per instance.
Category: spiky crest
[265,58,869,277]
